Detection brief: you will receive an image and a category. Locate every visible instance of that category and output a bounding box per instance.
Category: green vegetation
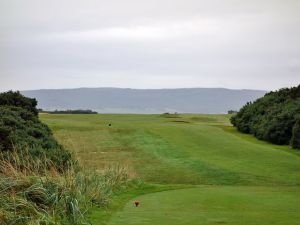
[40,113,300,225]
[0,90,38,115]
[291,120,300,148]
[2,90,299,224]
[231,85,300,148]
[0,92,129,224]
[0,91,72,170]
[110,186,300,225]
[0,152,128,224]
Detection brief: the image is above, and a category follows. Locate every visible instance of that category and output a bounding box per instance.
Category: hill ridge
[21,87,266,114]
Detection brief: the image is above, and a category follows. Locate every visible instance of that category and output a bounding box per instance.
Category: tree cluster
[231,85,300,149]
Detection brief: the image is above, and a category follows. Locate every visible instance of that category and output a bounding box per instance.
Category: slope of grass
[40,113,300,225]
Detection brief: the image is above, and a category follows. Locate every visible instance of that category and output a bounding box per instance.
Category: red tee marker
[134,201,140,207]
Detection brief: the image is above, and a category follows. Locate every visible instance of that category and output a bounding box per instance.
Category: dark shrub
[231,85,300,149]
[0,91,73,171]
[0,91,38,115]
[291,121,300,149]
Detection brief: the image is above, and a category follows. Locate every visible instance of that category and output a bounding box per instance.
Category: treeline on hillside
[231,85,300,149]
[40,109,98,114]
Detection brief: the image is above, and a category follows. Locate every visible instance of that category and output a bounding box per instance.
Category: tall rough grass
[0,150,129,225]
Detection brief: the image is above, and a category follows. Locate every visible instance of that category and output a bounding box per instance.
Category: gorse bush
[0,90,38,116]
[231,85,300,148]
[0,91,73,171]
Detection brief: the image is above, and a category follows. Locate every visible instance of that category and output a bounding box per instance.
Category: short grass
[40,114,300,225]
[110,186,300,225]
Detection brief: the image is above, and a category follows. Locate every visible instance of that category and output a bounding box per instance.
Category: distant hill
[21,87,267,114]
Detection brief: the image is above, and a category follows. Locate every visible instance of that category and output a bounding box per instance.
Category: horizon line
[15,86,271,92]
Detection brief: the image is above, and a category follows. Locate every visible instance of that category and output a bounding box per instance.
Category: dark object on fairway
[134,201,140,207]
[108,123,111,126]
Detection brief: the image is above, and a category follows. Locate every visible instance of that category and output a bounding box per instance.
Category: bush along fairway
[40,112,300,225]
[0,91,130,225]
[231,84,300,148]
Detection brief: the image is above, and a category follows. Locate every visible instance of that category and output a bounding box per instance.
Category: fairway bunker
[171,120,190,123]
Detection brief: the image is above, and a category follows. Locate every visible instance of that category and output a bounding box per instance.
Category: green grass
[87,182,190,225]
[40,113,300,225]
[110,186,300,225]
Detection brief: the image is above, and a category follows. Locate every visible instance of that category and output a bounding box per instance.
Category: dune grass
[40,113,300,225]
[0,149,129,225]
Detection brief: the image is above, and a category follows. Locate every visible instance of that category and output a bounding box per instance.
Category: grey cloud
[0,0,300,91]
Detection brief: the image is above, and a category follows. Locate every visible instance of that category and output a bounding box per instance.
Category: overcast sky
[0,0,299,91]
